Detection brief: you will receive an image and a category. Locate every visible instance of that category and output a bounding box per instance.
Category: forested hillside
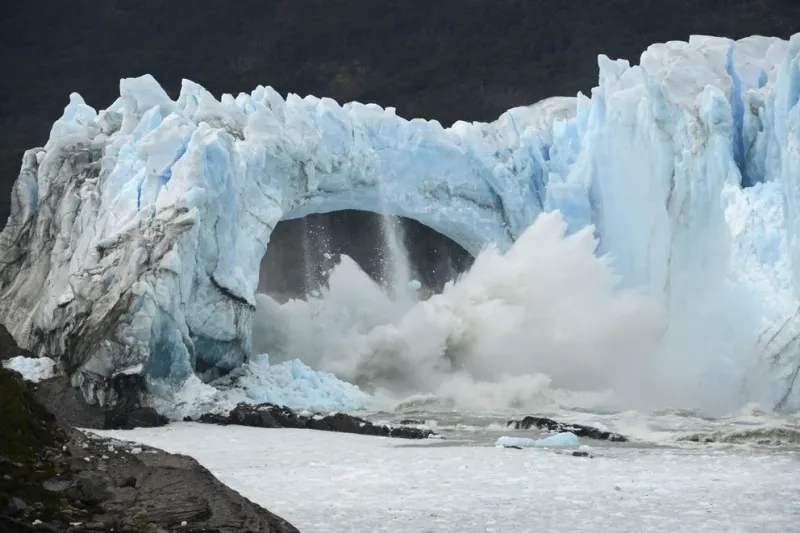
[2,0,799,225]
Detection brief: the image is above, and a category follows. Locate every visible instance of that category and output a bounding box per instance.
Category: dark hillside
[1,0,799,225]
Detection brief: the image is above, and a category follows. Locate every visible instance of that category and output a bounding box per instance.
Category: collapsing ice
[253,211,662,413]
[0,33,798,414]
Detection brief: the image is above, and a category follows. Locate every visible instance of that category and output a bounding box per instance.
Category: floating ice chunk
[3,356,55,383]
[496,432,580,448]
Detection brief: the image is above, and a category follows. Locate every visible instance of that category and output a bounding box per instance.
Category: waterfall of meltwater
[375,176,418,308]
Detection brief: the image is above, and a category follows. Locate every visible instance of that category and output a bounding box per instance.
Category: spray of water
[253,211,674,412]
[300,218,314,294]
[379,214,414,306]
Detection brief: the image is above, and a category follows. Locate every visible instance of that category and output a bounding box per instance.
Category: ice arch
[0,33,799,410]
[0,75,562,404]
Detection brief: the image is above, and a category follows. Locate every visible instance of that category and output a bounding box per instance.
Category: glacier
[0,33,798,412]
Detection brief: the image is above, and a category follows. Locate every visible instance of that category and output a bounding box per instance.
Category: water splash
[253,211,667,412]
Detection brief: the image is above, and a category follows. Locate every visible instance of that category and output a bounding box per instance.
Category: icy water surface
[97,413,800,533]
[366,406,800,450]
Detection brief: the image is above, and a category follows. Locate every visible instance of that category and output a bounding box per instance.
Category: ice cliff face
[0,34,798,410]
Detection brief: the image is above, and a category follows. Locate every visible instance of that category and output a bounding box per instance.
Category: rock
[104,407,168,430]
[243,404,305,428]
[6,497,26,516]
[117,476,136,488]
[0,363,300,533]
[108,374,146,413]
[0,324,35,361]
[507,416,628,442]
[229,404,283,428]
[197,412,231,425]
[0,366,67,521]
[42,479,72,492]
[389,426,433,439]
[64,473,112,506]
[94,448,300,532]
[108,486,138,505]
[0,516,62,533]
[101,375,170,430]
[33,376,106,429]
[85,513,117,529]
[308,412,385,436]
[198,402,436,439]
[35,373,168,431]
[399,419,424,425]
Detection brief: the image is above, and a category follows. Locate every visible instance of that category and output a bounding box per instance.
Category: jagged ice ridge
[0,33,798,411]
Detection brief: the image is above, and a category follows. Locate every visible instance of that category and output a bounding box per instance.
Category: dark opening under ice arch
[260,210,475,301]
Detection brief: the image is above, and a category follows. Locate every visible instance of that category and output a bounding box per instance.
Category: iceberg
[0,33,798,411]
[496,432,581,448]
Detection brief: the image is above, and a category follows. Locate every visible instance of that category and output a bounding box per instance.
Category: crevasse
[0,34,798,410]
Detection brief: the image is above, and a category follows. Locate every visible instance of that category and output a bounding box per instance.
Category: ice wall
[0,33,798,410]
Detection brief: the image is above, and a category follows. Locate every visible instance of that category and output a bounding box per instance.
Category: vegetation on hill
[0,367,68,523]
[1,0,799,225]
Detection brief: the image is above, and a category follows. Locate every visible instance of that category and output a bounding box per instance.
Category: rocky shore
[0,366,300,533]
[191,403,435,439]
[507,415,629,442]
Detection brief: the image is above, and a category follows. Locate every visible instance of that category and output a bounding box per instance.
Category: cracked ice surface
[0,33,798,410]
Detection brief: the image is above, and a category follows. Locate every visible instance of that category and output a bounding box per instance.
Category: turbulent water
[362,404,800,451]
